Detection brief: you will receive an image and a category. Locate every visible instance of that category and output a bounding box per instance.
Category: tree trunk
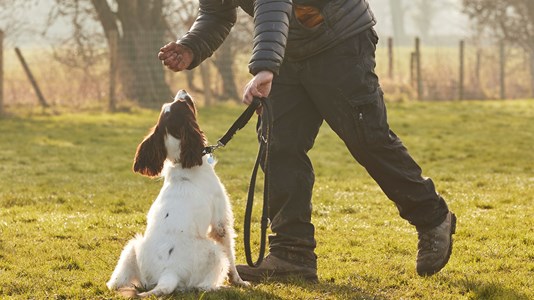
[413,0,436,40]
[92,0,172,107]
[212,37,239,102]
[185,70,201,93]
[200,63,213,106]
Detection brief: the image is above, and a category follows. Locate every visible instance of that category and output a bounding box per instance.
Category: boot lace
[418,229,438,252]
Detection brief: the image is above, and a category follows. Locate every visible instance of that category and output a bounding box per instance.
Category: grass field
[0,100,533,299]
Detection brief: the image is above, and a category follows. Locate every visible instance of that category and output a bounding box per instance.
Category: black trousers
[259,29,450,267]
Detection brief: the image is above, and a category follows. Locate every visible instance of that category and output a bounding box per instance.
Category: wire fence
[1,28,533,113]
[376,37,533,101]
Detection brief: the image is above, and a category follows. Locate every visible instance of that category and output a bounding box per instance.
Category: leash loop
[243,97,272,267]
[199,95,270,268]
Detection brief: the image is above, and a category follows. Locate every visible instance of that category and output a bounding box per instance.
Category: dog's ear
[179,118,205,169]
[133,126,167,177]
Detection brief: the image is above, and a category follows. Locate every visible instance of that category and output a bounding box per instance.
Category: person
[158,0,456,283]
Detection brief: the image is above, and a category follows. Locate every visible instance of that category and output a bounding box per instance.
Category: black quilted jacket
[178,0,376,75]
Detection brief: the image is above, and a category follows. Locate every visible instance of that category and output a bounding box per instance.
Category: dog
[106,90,247,297]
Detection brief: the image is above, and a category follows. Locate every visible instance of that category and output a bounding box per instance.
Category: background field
[0,99,533,299]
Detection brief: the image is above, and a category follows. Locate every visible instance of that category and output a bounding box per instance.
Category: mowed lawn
[0,100,533,299]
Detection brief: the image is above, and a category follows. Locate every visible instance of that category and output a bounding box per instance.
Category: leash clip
[203,140,225,155]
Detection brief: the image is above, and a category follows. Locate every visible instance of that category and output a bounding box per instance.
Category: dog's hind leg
[107,238,141,290]
[137,272,179,298]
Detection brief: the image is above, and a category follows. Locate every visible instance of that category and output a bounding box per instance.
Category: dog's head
[133,90,206,177]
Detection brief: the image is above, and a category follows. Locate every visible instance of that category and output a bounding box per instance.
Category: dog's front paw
[229,273,250,287]
[236,279,251,287]
[233,278,251,287]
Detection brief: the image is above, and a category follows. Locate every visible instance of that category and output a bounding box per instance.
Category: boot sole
[417,212,457,276]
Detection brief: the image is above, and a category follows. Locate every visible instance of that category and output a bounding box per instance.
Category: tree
[165,0,202,95]
[463,0,534,96]
[0,0,39,46]
[48,0,254,106]
[165,3,253,103]
[46,0,107,100]
[212,36,240,101]
[212,13,253,102]
[91,0,172,105]
[51,0,172,106]
[411,0,439,40]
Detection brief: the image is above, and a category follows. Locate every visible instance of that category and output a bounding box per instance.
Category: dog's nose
[176,89,189,101]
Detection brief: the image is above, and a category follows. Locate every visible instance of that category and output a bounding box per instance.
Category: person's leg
[303,29,449,227]
[302,29,455,275]
[237,60,323,282]
[261,79,323,267]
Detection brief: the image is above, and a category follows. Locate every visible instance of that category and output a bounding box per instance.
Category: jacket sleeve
[248,0,292,75]
[177,0,237,70]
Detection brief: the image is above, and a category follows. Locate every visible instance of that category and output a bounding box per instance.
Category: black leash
[202,96,271,268]
[243,97,272,267]
[202,97,262,155]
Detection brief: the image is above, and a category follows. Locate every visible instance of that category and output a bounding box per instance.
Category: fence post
[388,37,394,80]
[459,40,465,100]
[415,37,423,100]
[410,52,416,87]
[499,41,506,99]
[14,47,49,108]
[109,30,118,112]
[0,30,4,116]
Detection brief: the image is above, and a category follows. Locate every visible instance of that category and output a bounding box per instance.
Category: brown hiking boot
[416,211,457,276]
[236,254,318,283]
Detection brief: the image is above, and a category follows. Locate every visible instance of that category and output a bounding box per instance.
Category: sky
[1,0,471,47]
[370,0,470,37]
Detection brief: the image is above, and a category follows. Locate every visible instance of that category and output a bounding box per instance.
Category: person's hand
[242,70,273,107]
[158,42,194,72]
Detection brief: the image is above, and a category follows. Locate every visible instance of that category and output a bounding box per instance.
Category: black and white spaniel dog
[106,90,247,297]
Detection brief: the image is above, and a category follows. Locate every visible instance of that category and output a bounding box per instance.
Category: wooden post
[14,47,49,108]
[388,37,394,80]
[459,40,465,100]
[0,30,4,116]
[410,52,416,87]
[415,37,423,100]
[499,41,506,99]
[109,30,118,112]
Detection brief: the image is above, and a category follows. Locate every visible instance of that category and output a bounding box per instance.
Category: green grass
[1,100,533,299]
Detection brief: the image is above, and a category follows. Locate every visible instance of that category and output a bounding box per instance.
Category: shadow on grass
[299,281,383,300]
[156,287,285,300]
[454,277,530,300]
[152,280,380,300]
